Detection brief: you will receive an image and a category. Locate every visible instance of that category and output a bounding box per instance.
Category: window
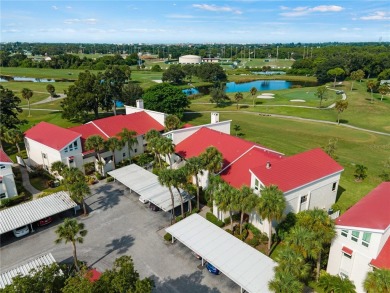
[343,253,352,259]
[332,182,337,191]
[254,178,259,190]
[123,152,126,158]
[362,232,371,247]
[300,195,307,204]
[134,149,137,153]
[42,153,47,159]
[0,193,6,199]
[69,143,73,151]
[351,231,359,242]
[73,141,78,150]
[341,230,348,237]
[64,148,68,153]
[0,165,5,169]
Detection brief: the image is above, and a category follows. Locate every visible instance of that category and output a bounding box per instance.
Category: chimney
[266,161,271,169]
[136,99,144,109]
[211,112,219,124]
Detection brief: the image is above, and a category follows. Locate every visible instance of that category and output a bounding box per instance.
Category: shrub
[260,233,269,243]
[106,176,114,183]
[175,215,183,222]
[164,233,172,242]
[191,207,200,214]
[276,212,296,241]
[95,172,105,180]
[246,223,261,238]
[224,217,231,225]
[0,198,11,208]
[245,237,260,247]
[206,212,224,228]
[242,229,248,240]
[232,213,241,222]
[225,229,233,234]
[83,162,95,175]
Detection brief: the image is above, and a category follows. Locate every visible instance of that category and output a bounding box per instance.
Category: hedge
[164,233,172,242]
[206,212,224,228]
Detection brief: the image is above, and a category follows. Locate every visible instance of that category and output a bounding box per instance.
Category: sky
[1,0,389,44]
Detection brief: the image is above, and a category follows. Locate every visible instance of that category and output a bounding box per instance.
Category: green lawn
[183,111,389,213]
[0,67,101,80]
[3,81,72,95]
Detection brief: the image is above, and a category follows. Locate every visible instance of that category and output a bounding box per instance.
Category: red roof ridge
[88,121,110,138]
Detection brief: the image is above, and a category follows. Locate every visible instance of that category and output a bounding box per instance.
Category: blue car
[206,262,220,275]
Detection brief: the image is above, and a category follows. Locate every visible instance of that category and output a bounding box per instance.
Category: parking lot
[0,181,239,292]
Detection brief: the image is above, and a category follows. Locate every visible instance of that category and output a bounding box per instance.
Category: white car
[13,226,30,238]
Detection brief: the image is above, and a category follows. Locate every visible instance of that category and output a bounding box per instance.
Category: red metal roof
[0,149,13,164]
[25,122,81,151]
[175,127,264,168]
[342,246,353,256]
[182,123,193,129]
[220,147,284,188]
[251,148,344,193]
[336,182,390,230]
[89,112,164,137]
[370,236,390,269]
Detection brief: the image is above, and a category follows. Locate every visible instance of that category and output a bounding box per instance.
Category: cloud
[360,11,390,20]
[1,29,20,33]
[192,4,242,15]
[341,27,348,31]
[64,18,98,24]
[280,5,343,17]
[66,6,72,9]
[52,5,59,10]
[124,28,167,33]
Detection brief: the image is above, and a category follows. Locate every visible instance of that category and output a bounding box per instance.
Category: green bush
[164,233,172,242]
[245,237,260,247]
[224,217,231,225]
[206,212,224,228]
[106,176,114,183]
[232,213,241,222]
[276,212,296,241]
[190,207,200,214]
[247,223,261,238]
[260,233,269,243]
[175,215,183,222]
[242,229,248,240]
[0,198,11,208]
[225,229,233,234]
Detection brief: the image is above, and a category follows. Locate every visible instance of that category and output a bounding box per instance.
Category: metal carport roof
[0,191,77,234]
[108,164,192,212]
[166,214,276,293]
[0,253,57,288]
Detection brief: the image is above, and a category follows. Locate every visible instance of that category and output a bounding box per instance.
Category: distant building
[327,182,390,293]
[179,55,201,64]
[202,57,220,63]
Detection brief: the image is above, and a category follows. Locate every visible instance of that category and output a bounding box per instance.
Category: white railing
[329,210,340,220]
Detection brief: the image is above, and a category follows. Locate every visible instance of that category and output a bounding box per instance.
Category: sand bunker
[152,80,163,83]
[257,95,274,99]
[261,93,275,96]
[290,99,306,102]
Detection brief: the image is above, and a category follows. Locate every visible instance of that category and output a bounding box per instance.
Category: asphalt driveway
[0,181,239,293]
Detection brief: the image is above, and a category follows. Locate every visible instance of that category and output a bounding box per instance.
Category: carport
[0,253,57,288]
[108,164,192,212]
[166,214,276,293]
[0,191,78,235]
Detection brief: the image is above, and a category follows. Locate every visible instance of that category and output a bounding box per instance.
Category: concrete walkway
[17,165,42,198]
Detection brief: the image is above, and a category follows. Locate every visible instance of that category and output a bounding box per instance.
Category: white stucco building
[24,102,165,175]
[0,150,17,199]
[172,114,344,236]
[327,182,390,293]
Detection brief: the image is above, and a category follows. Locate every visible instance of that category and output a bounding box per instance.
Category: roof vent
[266,161,271,169]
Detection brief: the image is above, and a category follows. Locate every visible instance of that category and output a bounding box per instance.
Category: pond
[183,80,317,95]
[0,76,55,82]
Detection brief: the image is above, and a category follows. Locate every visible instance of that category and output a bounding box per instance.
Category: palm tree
[367,80,376,103]
[159,137,175,169]
[296,209,336,281]
[200,146,223,182]
[318,272,356,293]
[378,84,389,101]
[55,218,87,272]
[184,156,203,210]
[85,135,105,174]
[334,100,348,124]
[234,92,243,109]
[118,128,137,162]
[275,246,310,281]
[145,129,162,167]
[158,168,176,224]
[3,128,24,154]
[257,184,286,255]
[105,137,123,169]
[46,84,56,99]
[250,87,257,107]
[238,185,258,234]
[171,168,187,217]
[21,88,33,117]
[213,182,237,230]
[268,271,304,293]
[364,269,390,293]
[69,180,91,216]
[51,161,67,175]
[165,114,181,132]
